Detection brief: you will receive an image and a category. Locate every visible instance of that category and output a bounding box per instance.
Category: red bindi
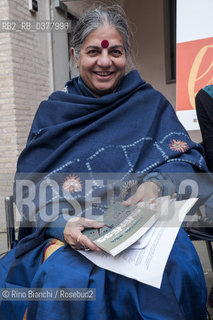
[101,40,109,48]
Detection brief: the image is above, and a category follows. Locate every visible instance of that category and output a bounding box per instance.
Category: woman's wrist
[147,180,162,197]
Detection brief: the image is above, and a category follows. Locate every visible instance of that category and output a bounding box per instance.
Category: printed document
[79,198,197,288]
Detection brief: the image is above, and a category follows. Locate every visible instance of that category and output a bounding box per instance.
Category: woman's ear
[71,48,79,68]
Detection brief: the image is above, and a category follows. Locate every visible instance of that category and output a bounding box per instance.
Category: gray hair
[70,5,133,59]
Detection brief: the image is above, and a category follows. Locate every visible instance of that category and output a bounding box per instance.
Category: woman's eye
[87,50,99,55]
[111,50,122,56]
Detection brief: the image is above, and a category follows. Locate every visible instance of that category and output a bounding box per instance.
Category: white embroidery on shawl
[42,133,200,214]
[159,132,189,144]
[62,86,68,93]
[153,142,168,160]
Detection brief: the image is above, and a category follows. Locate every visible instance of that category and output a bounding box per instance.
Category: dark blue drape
[0,70,212,319]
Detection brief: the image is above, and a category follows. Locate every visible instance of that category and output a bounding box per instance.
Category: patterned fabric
[0,70,212,320]
[14,70,213,246]
[169,139,189,152]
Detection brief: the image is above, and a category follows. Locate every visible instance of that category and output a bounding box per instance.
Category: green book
[83,201,159,256]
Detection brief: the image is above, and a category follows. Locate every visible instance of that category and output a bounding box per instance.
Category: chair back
[5,195,16,250]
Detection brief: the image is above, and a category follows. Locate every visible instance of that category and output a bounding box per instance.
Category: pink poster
[176,0,213,130]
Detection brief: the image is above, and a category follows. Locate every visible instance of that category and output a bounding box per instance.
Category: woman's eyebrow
[85,45,124,50]
[85,45,100,50]
[110,45,124,49]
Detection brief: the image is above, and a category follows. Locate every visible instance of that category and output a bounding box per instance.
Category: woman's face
[72,25,127,97]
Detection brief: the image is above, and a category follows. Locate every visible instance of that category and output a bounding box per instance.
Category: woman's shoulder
[203,84,213,99]
[48,78,79,100]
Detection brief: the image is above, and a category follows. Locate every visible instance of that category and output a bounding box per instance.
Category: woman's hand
[63,217,104,252]
[122,181,160,206]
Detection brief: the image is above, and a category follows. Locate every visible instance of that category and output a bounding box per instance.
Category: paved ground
[0,233,213,318]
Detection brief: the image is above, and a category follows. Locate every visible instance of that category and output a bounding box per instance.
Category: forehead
[82,25,124,48]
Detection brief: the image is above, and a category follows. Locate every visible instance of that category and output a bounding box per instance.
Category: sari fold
[1,70,212,319]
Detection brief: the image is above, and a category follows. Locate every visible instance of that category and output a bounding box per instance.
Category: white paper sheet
[79,198,197,289]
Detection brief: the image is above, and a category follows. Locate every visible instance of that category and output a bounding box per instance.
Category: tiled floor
[0,233,213,318]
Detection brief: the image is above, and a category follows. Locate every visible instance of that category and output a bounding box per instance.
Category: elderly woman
[0,5,212,320]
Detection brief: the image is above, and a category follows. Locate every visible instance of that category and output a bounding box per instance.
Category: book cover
[83,200,160,256]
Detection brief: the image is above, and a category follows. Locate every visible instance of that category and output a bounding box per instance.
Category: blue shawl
[17,70,205,174]
[14,70,213,255]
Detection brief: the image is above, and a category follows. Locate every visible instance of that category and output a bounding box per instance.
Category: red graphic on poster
[177,37,213,111]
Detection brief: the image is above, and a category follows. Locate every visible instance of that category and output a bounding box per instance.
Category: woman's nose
[97,51,112,67]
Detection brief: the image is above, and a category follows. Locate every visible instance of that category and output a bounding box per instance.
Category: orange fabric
[22,240,66,320]
[23,308,27,320]
[43,239,65,262]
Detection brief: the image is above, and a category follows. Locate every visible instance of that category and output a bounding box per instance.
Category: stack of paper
[80,197,197,288]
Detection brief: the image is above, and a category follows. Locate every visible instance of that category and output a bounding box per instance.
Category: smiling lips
[94,71,113,77]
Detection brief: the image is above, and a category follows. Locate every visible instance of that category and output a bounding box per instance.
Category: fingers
[77,234,101,252]
[122,181,160,206]
[122,195,138,206]
[83,218,105,229]
[143,181,160,200]
[63,217,104,252]
[66,217,104,228]
[123,184,144,206]
[76,234,83,243]
[68,233,101,252]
